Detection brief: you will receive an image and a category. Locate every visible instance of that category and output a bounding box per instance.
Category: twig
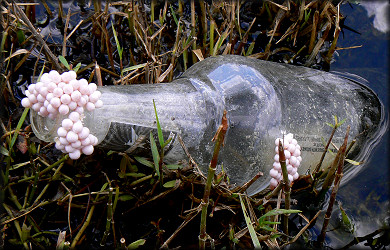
[279,139,291,239]
[161,207,201,249]
[316,125,350,247]
[12,1,62,71]
[199,110,228,249]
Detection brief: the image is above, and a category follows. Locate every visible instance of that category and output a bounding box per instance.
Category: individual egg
[82,145,94,155]
[68,71,77,81]
[59,136,69,145]
[71,90,81,102]
[88,134,98,145]
[283,140,290,150]
[94,100,103,108]
[36,94,46,103]
[293,148,301,157]
[46,93,54,102]
[32,103,42,112]
[68,101,78,110]
[21,98,31,108]
[27,93,37,104]
[49,70,61,83]
[53,87,64,97]
[46,104,57,114]
[43,100,50,107]
[292,159,300,168]
[71,140,82,149]
[290,167,297,175]
[61,72,72,83]
[66,131,78,143]
[273,162,281,171]
[285,133,293,143]
[269,168,279,178]
[293,172,299,180]
[35,82,44,92]
[88,91,100,103]
[85,102,95,111]
[289,156,297,166]
[291,139,298,145]
[78,96,87,106]
[79,84,90,95]
[274,154,279,162]
[70,79,80,90]
[270,178,278,189]
[288,174,293,183]
[284,150,291,159]
[62,84,74,95]
[80,137,91,146]
[286,164,293,173]
[69,149,81,159]
[39,106,49,116]
[72,121,83,134]
[50,97,61,108]
[55,141,65,150]
[61,118,73,130]
[78,78,88,87]
[57,82,66,88]
[68,112,80,122]
[59,104,70,115]
[297,156,302,162]
[75,106,84,114]
[287,144,296,154]
[47,82,57,92]
[28,84,36,93]
[57,127,68,137]
[60,94,71,104]
[40,73,51,84]
[78,127,90,139]
[88,83,97,94]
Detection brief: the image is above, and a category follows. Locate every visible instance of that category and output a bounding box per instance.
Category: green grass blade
[59,55,70,70]
[170,4,179,26]
[111,21,123,60]
[150,132,160,177]
[153,100,164,148]
[239,195,261,249]
[122,63,147,73]
[260,208,301,218]
[9,108,29,151]
[73,62,82,73]
[134,156,154,169]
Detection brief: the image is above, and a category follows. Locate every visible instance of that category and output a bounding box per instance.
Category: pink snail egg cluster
[54,112,98,159]
[269,133,302,189]
[21,70,103,119]
[21,70,103,160]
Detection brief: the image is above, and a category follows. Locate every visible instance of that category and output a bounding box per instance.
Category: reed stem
[199,110,228,249]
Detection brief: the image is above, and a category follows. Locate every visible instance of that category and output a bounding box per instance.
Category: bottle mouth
[30,110,64,142]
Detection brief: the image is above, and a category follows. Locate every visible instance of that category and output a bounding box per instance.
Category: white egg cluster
[21,70,103,160]
[54,112,98,159]
[21,70,103,119]
[269,133,302,189]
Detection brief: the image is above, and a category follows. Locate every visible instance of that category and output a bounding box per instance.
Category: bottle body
[31,55,385,194]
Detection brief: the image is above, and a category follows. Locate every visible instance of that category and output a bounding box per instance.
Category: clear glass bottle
[30,55,386,194]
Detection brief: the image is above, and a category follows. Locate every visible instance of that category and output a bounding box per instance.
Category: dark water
[316,2,389,248]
